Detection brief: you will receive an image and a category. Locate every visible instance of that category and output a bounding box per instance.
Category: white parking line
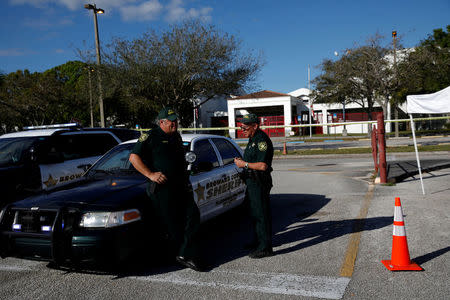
[0,259,42,272]
[131,269,350,299]
[0,265,31,272]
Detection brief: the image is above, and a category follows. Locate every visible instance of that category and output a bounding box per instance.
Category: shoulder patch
[138,133,149,142]
[258,141,267,151]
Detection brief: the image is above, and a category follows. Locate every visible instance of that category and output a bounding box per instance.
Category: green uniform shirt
[131,127,188,183]
[243,129,273,171]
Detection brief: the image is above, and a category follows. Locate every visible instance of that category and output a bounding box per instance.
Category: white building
[289,88,392,135]
[227,90,308,138]
[195,88,392,137]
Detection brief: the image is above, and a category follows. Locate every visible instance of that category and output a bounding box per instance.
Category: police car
[0,134,246,266]
[0,124,140,208]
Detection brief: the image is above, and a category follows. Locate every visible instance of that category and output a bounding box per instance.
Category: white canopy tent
[406,86,450,194]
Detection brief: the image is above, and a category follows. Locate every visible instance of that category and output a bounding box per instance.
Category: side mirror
[185,152,196,172]
[185,152,197,164]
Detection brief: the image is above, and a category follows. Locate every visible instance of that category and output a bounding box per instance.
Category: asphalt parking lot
[0,153,449,299]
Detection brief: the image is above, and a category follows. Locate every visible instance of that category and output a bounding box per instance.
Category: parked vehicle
[0,124,141,208]
[0,134,246,267]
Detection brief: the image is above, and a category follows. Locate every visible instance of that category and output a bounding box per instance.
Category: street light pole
[85,4,105,127]
[86,66,94,127]
[392,30,399,138]
[334,51,347,136]
[308,64,312,138]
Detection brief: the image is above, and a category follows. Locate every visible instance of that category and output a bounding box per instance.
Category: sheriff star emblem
[194,183,205,202]
[138,133,149,142]
[43,174,58,188]
[258,141,267,151]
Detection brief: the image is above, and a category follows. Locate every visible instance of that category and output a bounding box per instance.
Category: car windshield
[0,137,40,167]
[87,143,136,176]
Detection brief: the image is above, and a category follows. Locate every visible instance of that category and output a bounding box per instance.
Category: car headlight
[79,209,141,228]
[0,208,5,221]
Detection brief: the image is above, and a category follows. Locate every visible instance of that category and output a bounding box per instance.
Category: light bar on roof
[23,123,80,130]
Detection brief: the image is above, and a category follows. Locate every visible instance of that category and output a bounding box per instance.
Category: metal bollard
[371,124,378,173]
[377,114,387,183]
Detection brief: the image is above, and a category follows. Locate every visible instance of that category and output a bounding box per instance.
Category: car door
[189,138,229,222]
[210,137,246,211]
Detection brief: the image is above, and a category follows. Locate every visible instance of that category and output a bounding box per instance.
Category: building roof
[229,90,290,100]
[288,88,311,97]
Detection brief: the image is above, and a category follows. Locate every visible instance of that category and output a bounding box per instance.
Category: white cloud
[9,0,212,23]
[10,0,84,10]
[119,0,163,21]
[166,0,212,22]
[9,0,140,11]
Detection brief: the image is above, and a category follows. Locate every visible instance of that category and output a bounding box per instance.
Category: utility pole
[87,66,94,127]
[393,30,399,138]
[85,4,105,127]
[308,64,312,138]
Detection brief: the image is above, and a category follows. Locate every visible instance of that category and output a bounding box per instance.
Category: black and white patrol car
[0,134,246,266]
[0,124,140,208]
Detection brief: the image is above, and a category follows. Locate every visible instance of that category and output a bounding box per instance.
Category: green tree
[395,25,450,100]
[101,21,262,127]
[313,34,394,124]
[0,61,94,132]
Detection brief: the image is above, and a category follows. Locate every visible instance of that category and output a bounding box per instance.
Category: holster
[147,181,157,195]
[245,169,272,188]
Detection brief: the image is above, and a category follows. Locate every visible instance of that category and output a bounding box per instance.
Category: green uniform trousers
[148,182,200,259]
[246,179,272,251]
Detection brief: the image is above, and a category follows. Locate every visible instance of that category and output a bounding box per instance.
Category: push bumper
[0,206,144,265]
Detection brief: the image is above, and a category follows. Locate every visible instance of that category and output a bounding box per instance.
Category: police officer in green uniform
[129,107,203,271]
[234,113,274,258]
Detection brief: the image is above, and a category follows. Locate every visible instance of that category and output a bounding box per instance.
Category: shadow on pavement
[107,193,391,277]
[273,216,392,256]
[413,246,450,265]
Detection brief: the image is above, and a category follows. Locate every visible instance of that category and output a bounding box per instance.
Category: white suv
[0,124,140,207]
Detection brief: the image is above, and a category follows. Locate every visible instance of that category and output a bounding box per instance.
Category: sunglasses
[240,125,253,131]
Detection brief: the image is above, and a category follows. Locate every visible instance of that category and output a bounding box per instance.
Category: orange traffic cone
[381,197,423,271]
[283,142,288,155]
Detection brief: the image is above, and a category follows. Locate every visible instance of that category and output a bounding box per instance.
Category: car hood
[11,174,147,211]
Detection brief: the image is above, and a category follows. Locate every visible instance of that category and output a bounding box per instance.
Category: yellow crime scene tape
[136,116,450,132]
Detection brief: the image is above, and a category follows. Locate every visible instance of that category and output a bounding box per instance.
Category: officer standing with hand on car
[234,113,274,258]
[129,107,204,271]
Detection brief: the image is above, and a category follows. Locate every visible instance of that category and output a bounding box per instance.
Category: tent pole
[410,114,425,195]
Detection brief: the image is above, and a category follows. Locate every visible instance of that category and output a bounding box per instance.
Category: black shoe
[175,256,205,272]
[249,249,273,259]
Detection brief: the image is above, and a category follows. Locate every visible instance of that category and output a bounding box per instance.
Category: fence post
[371,124,378,173]
[377,114,387,183]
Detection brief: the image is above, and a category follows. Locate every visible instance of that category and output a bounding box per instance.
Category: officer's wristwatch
[244,162,249,169]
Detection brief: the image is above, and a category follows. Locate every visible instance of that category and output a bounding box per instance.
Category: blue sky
[1,0,449,94]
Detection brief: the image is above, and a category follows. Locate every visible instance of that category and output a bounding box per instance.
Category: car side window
[212,138,242,165]
[93,146,134,172]
[56,134,118,160]
[192,139,219,173]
